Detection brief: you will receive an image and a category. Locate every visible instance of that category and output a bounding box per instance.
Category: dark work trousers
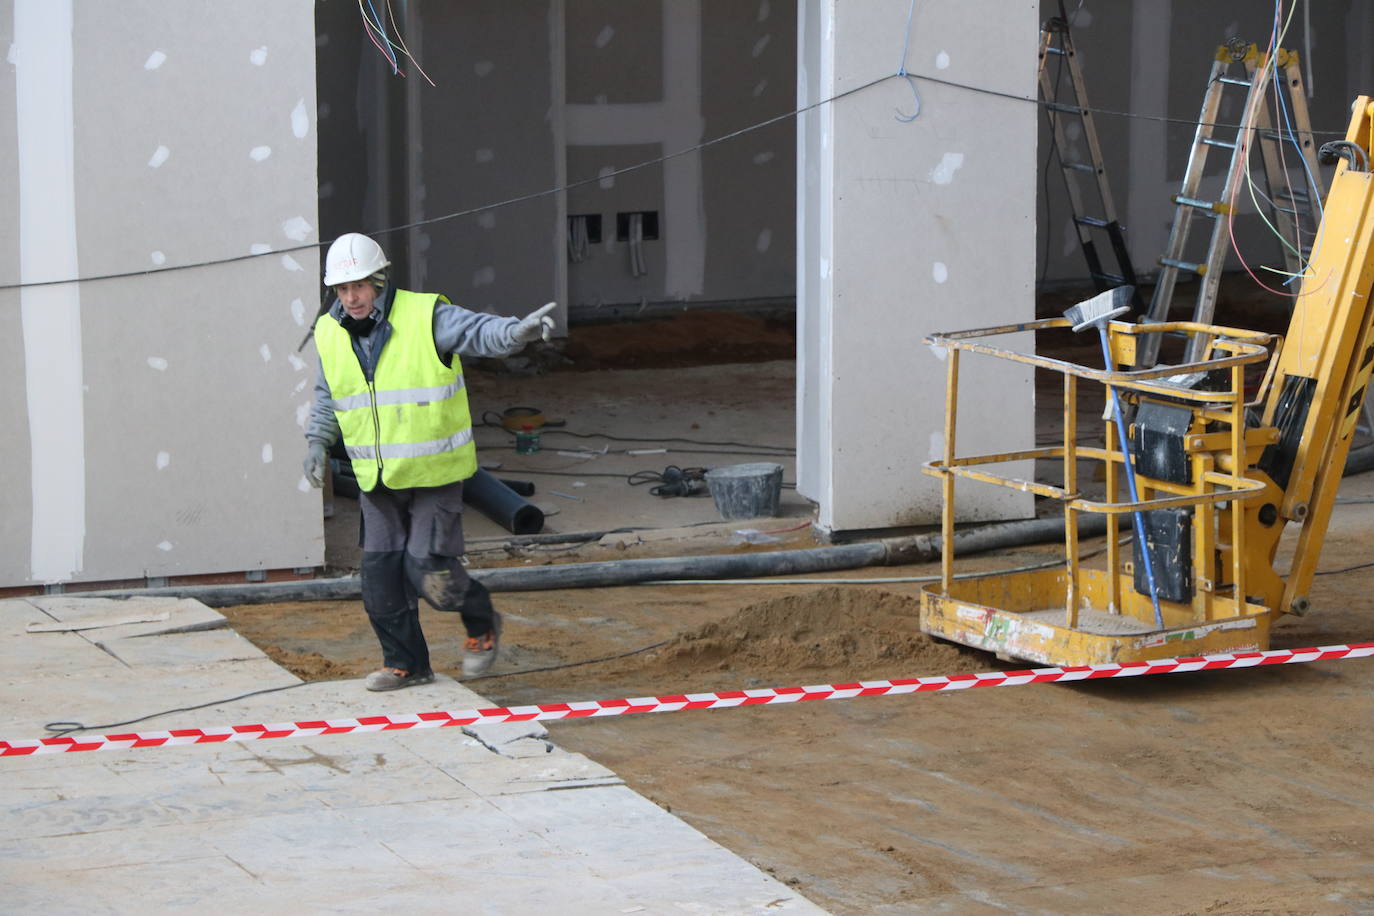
[358,480,497,674]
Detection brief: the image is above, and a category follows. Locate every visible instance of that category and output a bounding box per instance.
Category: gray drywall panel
[566,143,667,306]
[566,0,663,105]
[0,2,31,585]
[4,1,322,587]
[406,3,561,320]
[798,0,1037,531]
[699,0,796,303]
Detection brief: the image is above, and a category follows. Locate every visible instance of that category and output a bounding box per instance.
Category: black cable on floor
[460,640,670,683]
[44,682,313,736]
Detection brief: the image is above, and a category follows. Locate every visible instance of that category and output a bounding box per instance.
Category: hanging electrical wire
[1226,0,1325,299]
[383,0,436,87]
[357,0,402,75]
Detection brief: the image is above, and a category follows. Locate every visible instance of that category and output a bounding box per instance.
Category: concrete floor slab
[0,596,827,914]
[26,596,226,638]
[94,627,268,668]
[0,658,301,738]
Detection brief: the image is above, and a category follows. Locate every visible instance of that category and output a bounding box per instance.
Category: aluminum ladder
[1140,39,1323,365]
[1037,12,1141,307]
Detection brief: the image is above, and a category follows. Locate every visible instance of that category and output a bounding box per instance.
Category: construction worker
[303,232,556,691]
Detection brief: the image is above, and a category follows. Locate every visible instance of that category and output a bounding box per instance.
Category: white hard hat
[323,232,390,286]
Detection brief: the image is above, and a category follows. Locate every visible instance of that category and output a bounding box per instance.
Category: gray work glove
[511,302,557,344]
[304,441,328,489]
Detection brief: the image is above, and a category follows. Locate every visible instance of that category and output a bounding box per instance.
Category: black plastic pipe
[464,468,544,535]
[71,515,1100,607]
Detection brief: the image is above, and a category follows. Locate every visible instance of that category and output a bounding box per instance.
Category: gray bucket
[705,462,783,520]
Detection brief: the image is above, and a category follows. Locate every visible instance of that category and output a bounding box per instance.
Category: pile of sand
[633,587,989,681]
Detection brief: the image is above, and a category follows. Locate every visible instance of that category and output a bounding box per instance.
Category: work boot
[462,611,502,677]
[364,667,435,692]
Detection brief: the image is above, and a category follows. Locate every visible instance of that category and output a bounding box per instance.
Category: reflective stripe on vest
[314,289,478,491]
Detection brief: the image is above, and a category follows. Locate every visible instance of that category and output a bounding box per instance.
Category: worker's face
[336,280,377,320]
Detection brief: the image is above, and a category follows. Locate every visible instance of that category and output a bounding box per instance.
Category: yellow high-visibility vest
[314,289,477,491]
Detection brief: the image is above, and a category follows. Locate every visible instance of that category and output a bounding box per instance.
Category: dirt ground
[221,307,1374,913]
[222,500,1374,915]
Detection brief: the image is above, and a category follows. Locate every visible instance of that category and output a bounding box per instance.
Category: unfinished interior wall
[315,2,796,322]
[563,0,796,315]
[798,0,1038,532]
[1,0,321,588]
[1037,0,1370,291]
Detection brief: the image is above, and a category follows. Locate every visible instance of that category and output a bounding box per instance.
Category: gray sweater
[306,285,524,447]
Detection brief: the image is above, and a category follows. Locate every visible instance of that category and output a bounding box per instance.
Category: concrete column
[797,0,1037,533]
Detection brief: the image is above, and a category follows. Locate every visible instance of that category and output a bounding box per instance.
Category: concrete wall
[1,0,321,587]
[1038,0,1372,290]
[798,0,1038,532]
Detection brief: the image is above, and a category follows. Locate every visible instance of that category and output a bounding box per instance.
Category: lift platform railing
[923,317,1277,631]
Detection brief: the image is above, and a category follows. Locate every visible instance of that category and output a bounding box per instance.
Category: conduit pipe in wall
[71,515,1104,607]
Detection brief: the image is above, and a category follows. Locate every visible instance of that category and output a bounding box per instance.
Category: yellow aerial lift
[920,96,1374,666]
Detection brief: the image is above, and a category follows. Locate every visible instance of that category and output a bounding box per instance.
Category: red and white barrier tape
[5,642,1373,757]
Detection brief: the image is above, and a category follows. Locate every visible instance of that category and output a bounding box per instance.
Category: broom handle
[1098,328,1165,629]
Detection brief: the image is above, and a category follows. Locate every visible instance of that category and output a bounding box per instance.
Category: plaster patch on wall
[758,0,771,22]
[595,25,615,49]
[927,343,948,362]
[935,51,950,70]
[933,261,948,284]
[298,476,312,492]
[250,146,272,161]
[150,251,166,265]
[262,444,274,464]
[820,258,830,279]
[752,79,768,97]
[477,211,496,229]
[1075,10,1094,27]
[259,344,272,362]
[144,50,166,70]
[290,298,306,325]
[281,254,303,272]
[475,148,494,164]
[250,46,268,66]
[293,378,308,394]
[281,216,313,241]
[288,352,306,371]
[296,402,310,429]
[598,166,616,190]
[156,451,171,470]
[929,152,965,185]
[250,243,272,255]
[474,60,493,77]
[928,431,945,461]
[147,357,168,371]
[416,232,431,253]
[148,145,170,168]
[756,228,773,253]
[473,266,496,287]
[158,541,174,552]
[752,34,771,58]
[753,151,775,165]
[291,99,309,139]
